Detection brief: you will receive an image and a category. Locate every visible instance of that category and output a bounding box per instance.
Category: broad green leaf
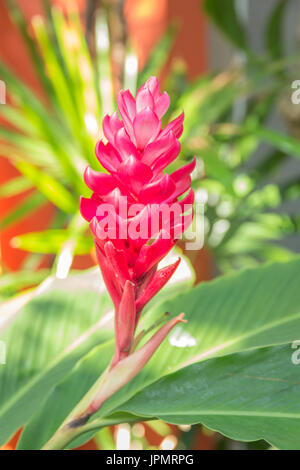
[1,257,193,449]
[119,344,300,450]
[0,269,49,296]
[18,257,300,449]
[0,269,113,446]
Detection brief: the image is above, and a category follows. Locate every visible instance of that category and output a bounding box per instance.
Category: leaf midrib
[8,298,300,437]
[144,410,300,419]
[94,309,300,422]
[0,330,113,421]
[178,308,300,369]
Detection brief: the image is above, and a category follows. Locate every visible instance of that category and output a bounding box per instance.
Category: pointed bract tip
[177,312,187,323]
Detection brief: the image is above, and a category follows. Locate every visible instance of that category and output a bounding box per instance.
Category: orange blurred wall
[126,0,206,77]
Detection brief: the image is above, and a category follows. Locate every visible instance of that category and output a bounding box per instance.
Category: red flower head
[80,77,195,367]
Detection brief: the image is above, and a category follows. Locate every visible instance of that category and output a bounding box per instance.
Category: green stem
[42,313,185,450]
[42,364,111,450]
[41,423,84,451]
[44,414,144,450]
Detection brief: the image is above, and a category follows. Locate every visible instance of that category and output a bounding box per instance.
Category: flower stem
[42,365,111,450]
[42,313,185,450]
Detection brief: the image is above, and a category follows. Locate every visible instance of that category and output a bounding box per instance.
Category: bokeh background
[1,0,300,450]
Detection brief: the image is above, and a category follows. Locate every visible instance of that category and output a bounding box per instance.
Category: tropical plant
[1,70,300,450]
[1,0,300,451]
[1,0,300,300]
[1,248,300,449]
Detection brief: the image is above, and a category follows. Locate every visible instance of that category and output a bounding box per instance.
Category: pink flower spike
[79,196,98,222]
[136,87,155,113]
[143,132,177,167]
[171,156,197,183]
[102,112,122,145]
[172,212,194,240]
[117,91,136,142]
[95,243,121,309]
[117,90,136,122]
[138,76,160,99]
[139,174,176,204]
[133,107,161,150]
[136,258,181,314]
[174,175,192,199]
[80,77,194,369]
[84,167,117,195]
[176,188,195,212]
[116,155,153,194]
[87,313,186,415]
[104,241,131,288]
[114,280,136,362]
[161,111,184,139]
[155,92,170,118]
[95,141,121,173]
[151,137,181,174]
[134,230,175,278]
[114,128,139,161]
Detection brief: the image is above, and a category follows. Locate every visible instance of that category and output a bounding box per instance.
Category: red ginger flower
[80,77,195,367]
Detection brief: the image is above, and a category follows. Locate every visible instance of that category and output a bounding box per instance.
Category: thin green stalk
[42,312,185,450]
[42,364,111,450]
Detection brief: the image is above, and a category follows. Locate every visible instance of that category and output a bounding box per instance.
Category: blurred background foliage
[1,0,300,450]
[1,0,300,293]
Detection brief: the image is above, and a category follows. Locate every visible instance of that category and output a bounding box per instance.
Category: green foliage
[266,0,290,60]
[1,0,300,278]
[11,229,94,255]
[122,345,300,450]
[204,0,249,52]
[0,258,299,448]
[0,269,113,446]
[1,0,300,451]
